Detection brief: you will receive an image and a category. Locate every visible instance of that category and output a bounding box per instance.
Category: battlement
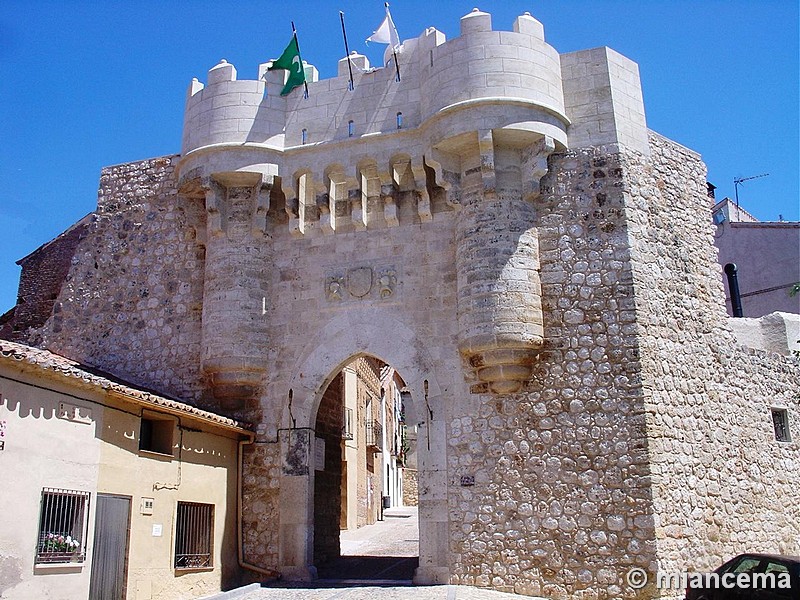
[180,9,581,157]
[181,9,649,186]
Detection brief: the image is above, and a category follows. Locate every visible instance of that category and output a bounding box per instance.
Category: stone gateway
[2,9,797,600]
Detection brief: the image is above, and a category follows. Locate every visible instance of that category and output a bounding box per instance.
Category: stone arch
[283,308,442,429]
[276,307,448,583]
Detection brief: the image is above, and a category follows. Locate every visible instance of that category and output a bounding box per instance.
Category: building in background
[314,357,409,566]
[711,196,800,317]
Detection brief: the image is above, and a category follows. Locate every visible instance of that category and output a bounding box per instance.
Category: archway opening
[312,355,419,581]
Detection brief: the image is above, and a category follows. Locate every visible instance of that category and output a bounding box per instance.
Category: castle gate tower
[12,7,797,599]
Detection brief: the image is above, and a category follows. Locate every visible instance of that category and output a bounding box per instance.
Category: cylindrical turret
[455,130,548,394]
[419,9,565,125]
[199,174,271,409]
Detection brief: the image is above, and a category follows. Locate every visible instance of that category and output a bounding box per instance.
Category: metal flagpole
[387,3,401,81]
[291,21,309,99]
[340,11,355,91]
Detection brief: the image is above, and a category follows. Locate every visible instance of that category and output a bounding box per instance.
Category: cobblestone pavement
[240,585,547,599]
[233,507,547,600]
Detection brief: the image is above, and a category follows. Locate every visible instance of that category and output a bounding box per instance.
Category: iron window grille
[36,488,90,564]
[365,419,383,451]
[342,407,354,440]
[772,408,791,442]
[174,501,214,569]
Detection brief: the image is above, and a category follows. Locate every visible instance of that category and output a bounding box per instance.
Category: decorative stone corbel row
[425,151,462,209]
[281,156,443,235]
[410,161,432,223]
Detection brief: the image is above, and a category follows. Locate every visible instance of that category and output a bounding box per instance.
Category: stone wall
[446,144,656,599]
[32,156,208,405]
[627,133,800,587]
[240,441,281,580]
[443,134,799,599]
[1,218,88,343]
[402,468,419,506]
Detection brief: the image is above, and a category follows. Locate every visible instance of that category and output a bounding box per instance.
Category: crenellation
[513,12,545,39]
[4,8,797,600]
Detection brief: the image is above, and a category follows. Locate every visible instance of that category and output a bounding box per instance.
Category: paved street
[240,586,547,599]
[230,506,547,600]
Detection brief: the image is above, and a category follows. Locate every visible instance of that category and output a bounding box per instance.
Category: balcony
[365,419,383,451]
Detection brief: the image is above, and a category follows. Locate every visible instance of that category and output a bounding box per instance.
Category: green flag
[268,35,306,96]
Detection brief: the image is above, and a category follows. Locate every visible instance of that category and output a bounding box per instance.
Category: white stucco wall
[0,367,101,600]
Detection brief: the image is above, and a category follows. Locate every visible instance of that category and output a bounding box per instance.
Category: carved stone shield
[347,267,373,298]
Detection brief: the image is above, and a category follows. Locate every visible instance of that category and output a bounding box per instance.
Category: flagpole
[340,11,355,91]
[386,3,401,82]
[291,21,309,99]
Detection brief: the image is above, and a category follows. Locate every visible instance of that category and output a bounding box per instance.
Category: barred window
[174,502,214,569]
[772,408,791,442]
[36,488,90,564]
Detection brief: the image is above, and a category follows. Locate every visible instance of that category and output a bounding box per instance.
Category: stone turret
[454,130,553,394]
[198,172,273,408]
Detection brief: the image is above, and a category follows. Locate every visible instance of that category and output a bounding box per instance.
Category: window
[396,112,403,129]
[365,419,382,450]
[139,414,174,455]
[174,502,214,569]
[36,488,90,564]
[342,407,354,440]
[348,120,354,137]
[301,128,308,144]
[771,408,791,442]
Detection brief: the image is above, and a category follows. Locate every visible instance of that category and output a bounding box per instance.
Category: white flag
[366,5,400,50]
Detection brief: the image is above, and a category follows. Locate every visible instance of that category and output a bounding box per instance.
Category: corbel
[202,177,225,237]
[251,174,273,238]
[521,135,556,201]
[411,158,432,222]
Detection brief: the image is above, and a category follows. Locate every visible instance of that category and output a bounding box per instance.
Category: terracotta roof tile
[0,339,251,433]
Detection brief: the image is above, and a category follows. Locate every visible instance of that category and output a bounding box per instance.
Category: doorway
[88,494,131,600]
[312,356,419,581]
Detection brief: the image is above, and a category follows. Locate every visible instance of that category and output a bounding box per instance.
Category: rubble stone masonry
[36,156,208,405]
[3,8,797,600]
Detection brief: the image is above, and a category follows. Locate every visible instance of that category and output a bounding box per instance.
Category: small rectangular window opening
[301,128,308,144]
[348,120,354,137]
[175,502,214,569]
[36,488,90,564]
[396,112,403,129]
[772,408,791,442]
[139,415,175,455]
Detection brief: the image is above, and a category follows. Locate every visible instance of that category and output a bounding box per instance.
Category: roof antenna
[733,173,769,207]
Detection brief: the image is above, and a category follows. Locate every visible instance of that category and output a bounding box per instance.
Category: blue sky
[1,1,797,312]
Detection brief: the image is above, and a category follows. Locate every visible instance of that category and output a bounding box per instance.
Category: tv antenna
[733,173,769,207]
